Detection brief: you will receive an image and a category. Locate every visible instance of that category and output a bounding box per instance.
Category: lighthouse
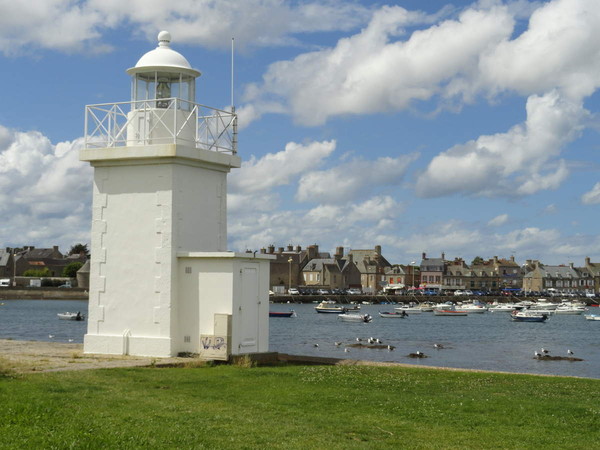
[81,32,272,358]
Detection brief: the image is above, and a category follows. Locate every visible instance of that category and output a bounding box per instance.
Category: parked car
[347,288,362,295]
[317,288,330,295]
[288,288,299,295]
[453,290,465,296]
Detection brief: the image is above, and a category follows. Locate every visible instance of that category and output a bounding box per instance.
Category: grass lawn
[0,362,598,449]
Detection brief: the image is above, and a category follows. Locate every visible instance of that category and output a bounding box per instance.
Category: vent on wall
[184,335,191,343]
[185,266,192,274]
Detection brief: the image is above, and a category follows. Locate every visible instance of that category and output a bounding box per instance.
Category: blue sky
[0,0,599,266]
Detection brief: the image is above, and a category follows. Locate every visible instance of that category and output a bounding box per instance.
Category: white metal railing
[84,98,237,154]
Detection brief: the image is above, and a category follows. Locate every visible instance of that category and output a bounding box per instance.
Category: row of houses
[261,245,600,295]
[2,243,599,295]
[0,246,88,281]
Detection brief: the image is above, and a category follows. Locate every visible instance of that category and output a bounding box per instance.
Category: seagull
[334,341,342,346]
[344,348,350,353]
[68,339,74,342]
[541,347,549,354]
[434,344,444,349]
[356,337,362,342]
[375,338,382,344]
[48,334,54,339]
[416,351,422,356]
[313,343,319,348]
[567,349,574,355]
[535,351,541,357]
[387,345,395,351]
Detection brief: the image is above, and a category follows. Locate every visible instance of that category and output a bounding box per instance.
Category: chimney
[441,252,445,260]
[586,257,591,266]
[347,253,353,263]
[510,256,515,262]
[569,262,574,269]
[295,245,301,252]
[493,256,498,263]
[268,245,275,254]
[287,245,293,251]
[260,248,266,254]
[335,246,344,260]
[422,252,426,260]
[278,247,284,253]
[375,245,381,256]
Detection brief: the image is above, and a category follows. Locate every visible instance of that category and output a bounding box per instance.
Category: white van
[0,279,10,287]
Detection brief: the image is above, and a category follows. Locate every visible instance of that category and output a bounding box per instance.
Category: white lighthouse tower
[81,31,272,358]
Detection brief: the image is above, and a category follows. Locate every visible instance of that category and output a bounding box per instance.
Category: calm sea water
[1,300,598,379]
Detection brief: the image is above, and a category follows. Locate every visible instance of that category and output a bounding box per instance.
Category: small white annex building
[80,31,272,358]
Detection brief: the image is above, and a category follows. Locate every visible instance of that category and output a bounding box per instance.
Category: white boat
[379,311,408,319]
[488,304,519,312]
[554,304,586,315]
[530,299,558,310]
[394,305,422,314]
[338,313,372,323]
[584,314,600,321]
[433,306,468,316]
[57,312,84,321]
[315,301,360,314]
[457,303,488,313]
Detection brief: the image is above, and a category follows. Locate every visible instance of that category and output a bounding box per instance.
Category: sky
[0,0,599,266]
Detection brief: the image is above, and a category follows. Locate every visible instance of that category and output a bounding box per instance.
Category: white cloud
[581,182,600,205]
[478,0,600,101]
[229,140,335,195]
[0,0,373,55]
[488,214,508,227]
[296,153,418,204]
[0,125,92,248]
[244,3,514,125]
[415,91,586,198]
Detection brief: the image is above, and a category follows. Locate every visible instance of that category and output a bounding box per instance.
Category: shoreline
[1,339,595,379]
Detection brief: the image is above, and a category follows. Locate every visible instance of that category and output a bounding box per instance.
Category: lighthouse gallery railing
[84,99,237,154]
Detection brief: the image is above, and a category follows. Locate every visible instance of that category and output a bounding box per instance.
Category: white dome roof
[127,31,200,77]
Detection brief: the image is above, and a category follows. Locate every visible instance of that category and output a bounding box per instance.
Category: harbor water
[0,300,598,379]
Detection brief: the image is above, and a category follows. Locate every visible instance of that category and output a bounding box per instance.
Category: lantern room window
[131,71,195,110]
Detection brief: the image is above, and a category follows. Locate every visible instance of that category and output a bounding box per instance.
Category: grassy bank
[0,363,598,448]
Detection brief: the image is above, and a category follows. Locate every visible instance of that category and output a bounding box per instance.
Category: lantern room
[126,31,200,110]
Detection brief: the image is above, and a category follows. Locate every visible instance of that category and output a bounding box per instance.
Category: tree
[62,262,83,278]
[471,256,484,266]
[69,243,89,257]
[23,268,52,277]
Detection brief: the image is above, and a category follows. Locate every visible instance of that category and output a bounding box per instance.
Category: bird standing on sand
[567,349,574,355]
[356,337,362,342]
[344,348,350,353]
[535,351,541,357]
[334,342,342,346]
[416,351,422,356]
[387,345,395,351]
[541,347,549,354]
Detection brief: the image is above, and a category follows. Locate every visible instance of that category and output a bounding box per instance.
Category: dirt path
[0,339,188,373]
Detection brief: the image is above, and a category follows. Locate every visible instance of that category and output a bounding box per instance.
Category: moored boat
[57,312,84,321]
[378,311,408,319]
[584,314,600,321]
[269,310,296,318]
[511,308,548,322]
[394,305,422,314]
[338,313,372,323]
[315,301,360,314]
[433,308,468,316]
[554,304,586,315]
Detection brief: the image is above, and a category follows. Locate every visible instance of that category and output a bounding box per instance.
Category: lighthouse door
[238,265,259,353]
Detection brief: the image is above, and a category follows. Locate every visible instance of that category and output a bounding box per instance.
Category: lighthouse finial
[158,31,171,47]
